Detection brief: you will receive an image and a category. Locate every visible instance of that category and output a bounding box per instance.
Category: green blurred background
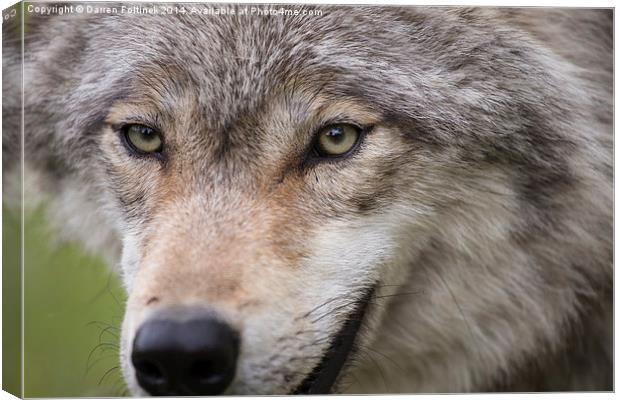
[3,204,128,397]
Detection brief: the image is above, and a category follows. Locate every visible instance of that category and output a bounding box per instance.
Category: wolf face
[3,4,612,395]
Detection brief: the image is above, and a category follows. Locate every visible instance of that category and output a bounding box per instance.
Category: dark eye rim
[119,123,165,160]
[309,123,371,161]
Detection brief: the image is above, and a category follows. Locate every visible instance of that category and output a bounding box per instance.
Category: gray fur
[3,4,612,394]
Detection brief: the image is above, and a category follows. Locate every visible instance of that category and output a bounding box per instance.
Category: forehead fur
[26,6,608,170]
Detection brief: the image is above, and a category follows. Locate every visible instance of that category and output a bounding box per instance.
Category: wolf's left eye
[122,124,163,155]
[314,124,362,157]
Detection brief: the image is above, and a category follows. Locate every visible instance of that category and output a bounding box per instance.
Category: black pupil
[325,126,345,144]
[138,126,155,139]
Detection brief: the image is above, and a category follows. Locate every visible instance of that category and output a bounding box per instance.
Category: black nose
[131,310,240,396]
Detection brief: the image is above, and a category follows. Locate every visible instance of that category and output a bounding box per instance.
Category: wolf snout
[131,308,240,396]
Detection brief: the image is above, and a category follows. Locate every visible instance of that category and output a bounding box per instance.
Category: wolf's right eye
[314,124,362,158]
[122,124,163,155]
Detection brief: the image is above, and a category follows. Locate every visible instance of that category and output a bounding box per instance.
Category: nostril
[136,360,165,383]
[190,360,222,385]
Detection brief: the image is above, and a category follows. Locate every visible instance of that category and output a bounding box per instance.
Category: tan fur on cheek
[260,182,314,267]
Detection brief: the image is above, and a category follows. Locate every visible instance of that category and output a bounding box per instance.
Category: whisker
[105,273,125,311]
[360,345,405,373]
[86,342,119,371]
[98,325,120,342]
[113,378,128,396]
[85,320,119,330]
[311,300,360,323]
[84,353,118,376]
[375,283,407,288]
[311,299,384,324]
[357,349,388,392]
[297,295,349,320]
[373,290,424,300]
[436,272,483,364]
[98,365,120,386]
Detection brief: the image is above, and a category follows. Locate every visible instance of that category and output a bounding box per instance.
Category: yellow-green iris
[315,124,360,157]
[125,124,162,154]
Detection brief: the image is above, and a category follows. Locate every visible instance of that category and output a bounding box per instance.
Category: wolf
[2,3,613,395]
